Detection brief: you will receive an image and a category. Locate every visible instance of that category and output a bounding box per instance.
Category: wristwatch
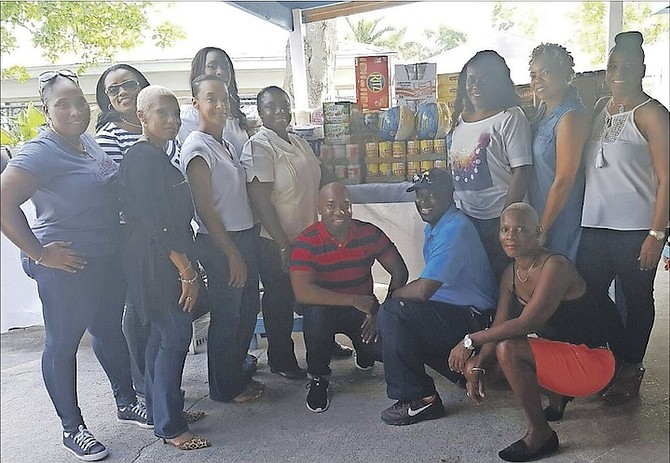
[463,334,475,350]
[649,230,666,242]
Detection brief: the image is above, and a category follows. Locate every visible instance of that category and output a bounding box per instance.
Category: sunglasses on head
[412,171,436,185]
[38,69,79,93]
[105,80,141,97]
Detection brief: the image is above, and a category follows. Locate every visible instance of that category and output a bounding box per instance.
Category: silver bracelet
[471,367,486,375]
[34,249,46,266]
[179,273,198,284]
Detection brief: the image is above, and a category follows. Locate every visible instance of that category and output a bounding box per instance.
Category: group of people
[0,29,667,463]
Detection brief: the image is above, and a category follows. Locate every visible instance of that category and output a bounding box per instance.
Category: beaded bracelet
[179,273,198,284]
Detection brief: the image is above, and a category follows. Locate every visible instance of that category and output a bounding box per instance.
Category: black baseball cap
[406,167,453,193]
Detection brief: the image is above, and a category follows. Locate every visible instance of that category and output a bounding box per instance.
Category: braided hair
[190,47,247,131]
[529,43,576,83]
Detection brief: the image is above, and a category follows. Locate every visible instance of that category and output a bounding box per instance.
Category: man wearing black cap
[376,168,498,426]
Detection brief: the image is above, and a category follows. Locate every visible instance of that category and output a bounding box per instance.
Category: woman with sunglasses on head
[577,31,669,405]
[177,46,254,158]
[527,44,591,263]
[447,50,533,282]
[119,85,210,451]
[181,74,263,403]
[1,69,147,461]
[95,63,182,406]
[95,64,180,167]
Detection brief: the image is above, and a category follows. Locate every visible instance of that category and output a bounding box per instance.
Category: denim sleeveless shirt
[529,87,587,263]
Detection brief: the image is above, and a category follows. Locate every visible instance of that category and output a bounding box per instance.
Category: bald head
[501,202,540,229]
[319,182,352,239]
[319,182,349,204]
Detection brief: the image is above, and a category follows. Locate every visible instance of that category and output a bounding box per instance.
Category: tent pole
[607,1,624,52]
[289,8,309,111]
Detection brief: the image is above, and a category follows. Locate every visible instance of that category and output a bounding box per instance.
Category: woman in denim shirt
[528,43,591,263]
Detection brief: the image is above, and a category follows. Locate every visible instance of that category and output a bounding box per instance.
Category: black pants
[577,228,656,364]
[196,230,260,401]
[257,236,301,372]
[302,304,378,377]
[466,215,511,283]
[377,298,471,401]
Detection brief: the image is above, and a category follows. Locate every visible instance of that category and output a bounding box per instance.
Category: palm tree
[345,17,399,45]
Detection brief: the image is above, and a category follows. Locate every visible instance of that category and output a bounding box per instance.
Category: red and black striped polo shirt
[289,219,396,295]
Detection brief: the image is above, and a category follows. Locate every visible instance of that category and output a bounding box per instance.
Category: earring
[108,103,114,111]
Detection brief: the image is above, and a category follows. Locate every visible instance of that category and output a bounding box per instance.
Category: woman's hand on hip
[39,241,86,272]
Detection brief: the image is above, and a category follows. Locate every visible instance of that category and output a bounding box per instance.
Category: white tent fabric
[2,203,42,333]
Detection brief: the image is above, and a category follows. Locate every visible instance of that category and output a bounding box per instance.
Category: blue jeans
[122,299,148,397]
[196,230,260,401]
[22,253,135,433]
[301,304,378,377]
[257,236,301,372]
[577,228,657,364]
[144,305,193,439]
[377,298,470,401]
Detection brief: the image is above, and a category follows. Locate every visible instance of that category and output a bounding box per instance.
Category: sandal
[183,411,206,424]
[163,434,211,450]
[248,379,265,391]
[232,382,263,403]
[543,395,574,421]
[602,364,645,405]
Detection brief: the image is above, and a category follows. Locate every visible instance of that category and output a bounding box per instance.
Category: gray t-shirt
[448,107,533,220]
[8,129,120,257]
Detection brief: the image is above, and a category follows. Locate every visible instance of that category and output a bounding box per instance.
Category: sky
[2,1,669,104]
[2,1,644,66]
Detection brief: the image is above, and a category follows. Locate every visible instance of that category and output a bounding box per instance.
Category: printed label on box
[356,56,390,110]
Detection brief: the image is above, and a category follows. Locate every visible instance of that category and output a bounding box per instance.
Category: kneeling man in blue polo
[377,168,498,426]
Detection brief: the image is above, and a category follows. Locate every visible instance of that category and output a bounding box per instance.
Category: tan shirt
[241,127,321,240]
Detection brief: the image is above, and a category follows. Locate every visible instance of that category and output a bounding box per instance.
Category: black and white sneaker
[353,351,375,371]
[117,402,152,429]
[305,377,330,413]
[62,425,109,461]
[381,393,445,425]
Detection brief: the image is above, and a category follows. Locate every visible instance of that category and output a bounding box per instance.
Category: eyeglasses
[412,171,436,185]
[105,80,141,96]
[38,69,79,94]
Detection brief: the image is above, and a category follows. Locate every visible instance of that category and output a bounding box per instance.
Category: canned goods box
[323,101,356,124]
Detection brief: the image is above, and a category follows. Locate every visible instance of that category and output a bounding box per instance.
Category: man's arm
[390,277,442,302]
[290,270,378,315]
[376,245,409,300]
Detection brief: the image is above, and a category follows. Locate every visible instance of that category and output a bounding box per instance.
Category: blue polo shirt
[421,204,497,309]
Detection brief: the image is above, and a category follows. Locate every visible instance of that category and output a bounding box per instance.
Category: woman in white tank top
[577,31,669,405]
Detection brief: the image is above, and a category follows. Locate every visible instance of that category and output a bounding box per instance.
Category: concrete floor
[1,267,668,463]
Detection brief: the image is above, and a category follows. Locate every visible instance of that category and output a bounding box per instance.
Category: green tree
[345,17,397,45]
[1,1,185,80]
[491,1,515,31]
[569,1,670,67]
[345,17,466,61]
[490,1,537,36]
[424,25,467,56]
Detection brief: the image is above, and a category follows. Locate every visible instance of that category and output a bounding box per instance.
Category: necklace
[51,127,92,158]
[515,254,540,283]
[119,117,141,129]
